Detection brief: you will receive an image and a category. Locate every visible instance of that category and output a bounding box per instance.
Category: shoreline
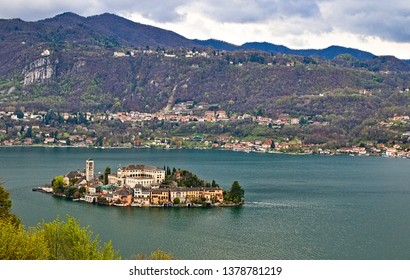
[2,144,409,159]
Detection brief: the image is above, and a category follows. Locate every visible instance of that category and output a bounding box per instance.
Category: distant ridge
[192,39,238,51]
[1,11,410,117]
[193,39,376,60]
[39,12,199,49]
[0,11,400,61]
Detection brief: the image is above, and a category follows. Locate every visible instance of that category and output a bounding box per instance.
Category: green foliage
[0,184,20,225]
[52,175,65,194]
[0,219,50,260]
[104,166,111,185]
[175,170,206,188]
[173,197,180,205]
[64,186,78,198]
[1,187,120,260]
[225,181,245,204]
[133,248,174,260]
[1,189,177,260]
[34,215,120,260]
[0,215,121,260]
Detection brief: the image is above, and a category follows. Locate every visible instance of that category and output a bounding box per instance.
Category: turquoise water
[1,147,410,259]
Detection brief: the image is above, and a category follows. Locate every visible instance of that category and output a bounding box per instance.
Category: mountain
[0,12,199,58]
[193,40,376,60]
[192,39,238,51]
[0,12,410,121]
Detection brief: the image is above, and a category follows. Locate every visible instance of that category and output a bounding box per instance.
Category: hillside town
[35,159,244,207]
[1,104,410,158]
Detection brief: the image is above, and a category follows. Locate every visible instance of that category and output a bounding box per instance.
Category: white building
[108,164,165,187]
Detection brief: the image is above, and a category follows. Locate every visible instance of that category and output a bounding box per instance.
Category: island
[35,159,245,208]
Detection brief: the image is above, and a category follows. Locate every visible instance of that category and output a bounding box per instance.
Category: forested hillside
[1,12,410,148]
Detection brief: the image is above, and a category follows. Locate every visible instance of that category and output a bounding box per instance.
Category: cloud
[0,0,322,24]
[185,0,321,23]
[1,0,408,43]
[318,0,410,42]
[0,0,408,58]
[0,0,188,22]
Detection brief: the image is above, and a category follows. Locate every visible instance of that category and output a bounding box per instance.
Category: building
[125,176,155,188]
[202,188,224,203]
[170,188,188,204]
[133,187,151,206]
[63,170,83,186]
[110,164,165,187]
[113,188,133,206]
[86,159,94,182]
[385,147,397,157]
[150,189,170,205]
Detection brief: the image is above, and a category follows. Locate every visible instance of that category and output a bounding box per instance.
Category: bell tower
[86,159,94,182]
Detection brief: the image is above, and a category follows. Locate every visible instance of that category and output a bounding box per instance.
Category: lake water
[1,147,410,260]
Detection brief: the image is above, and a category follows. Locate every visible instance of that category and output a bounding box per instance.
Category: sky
[1,0,409,59]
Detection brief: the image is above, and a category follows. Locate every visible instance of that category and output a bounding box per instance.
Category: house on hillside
[385,147,397,157]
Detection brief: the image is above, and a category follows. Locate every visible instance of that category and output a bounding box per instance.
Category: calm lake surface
[1,147,410,260]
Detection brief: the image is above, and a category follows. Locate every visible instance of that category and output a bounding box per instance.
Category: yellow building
[186,188,202,202]
[203,188,224,203]
[150,189,170,205]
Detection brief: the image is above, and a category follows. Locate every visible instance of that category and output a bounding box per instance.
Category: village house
[150,189,170,205]
[385,147,397,157]
[186,188,202,202]
[63,170,83,186]
[170,188,188,204]
[202,188,224,203]
[216,110,227,119]
[133,187,151,206]
[113,187,133,206]
[262,140,273,149]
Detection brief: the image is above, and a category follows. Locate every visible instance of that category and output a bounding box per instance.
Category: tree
[173,197,180,205]
[64,186,77,198]
[14,109,24,119]
[0,215,120,260]
[149,248,174,260]
[24,127,32,138]
[132,248,174,260]
[52,176,65,194]
[270,140,276,149]
[226,181,245,203]
[96,136,104,147]
[35,215,120,260]
[104,166,111,185]
[0,184,20,225]
[0,191,122,260]
[0,219,49,259]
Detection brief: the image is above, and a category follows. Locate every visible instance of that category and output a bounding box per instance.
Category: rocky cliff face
[22,56,54,85]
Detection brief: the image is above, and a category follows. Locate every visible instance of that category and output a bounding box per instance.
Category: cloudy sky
[1,0,409,59]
